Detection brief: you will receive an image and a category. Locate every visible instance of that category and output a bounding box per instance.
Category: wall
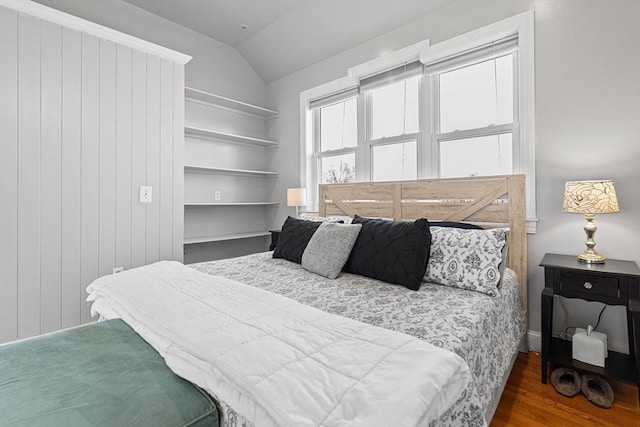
[0,0,270,343]
[267,0,640,351]
[34,0,274,264]
[33,0,267,106]
[0,4,186,342]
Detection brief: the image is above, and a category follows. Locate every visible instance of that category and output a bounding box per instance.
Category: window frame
[300,11,536,232]
[312,96,359,186]
[430,50,520,178]
[364,80,423,182]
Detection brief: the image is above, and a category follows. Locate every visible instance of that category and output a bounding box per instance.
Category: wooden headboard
[318,174,528,322]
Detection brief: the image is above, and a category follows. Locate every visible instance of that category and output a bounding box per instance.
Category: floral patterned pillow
[297,212,352,224]
[424,227,508,297]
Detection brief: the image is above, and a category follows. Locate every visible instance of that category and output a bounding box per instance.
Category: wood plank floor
[491,352,639,427]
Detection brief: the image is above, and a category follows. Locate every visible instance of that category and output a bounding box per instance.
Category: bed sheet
[192,252,524,427]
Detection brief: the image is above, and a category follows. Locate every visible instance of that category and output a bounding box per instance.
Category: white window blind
[424,35,518,75]
[309,60,423,110]
[359,61,423,92]
[309,87,359,110]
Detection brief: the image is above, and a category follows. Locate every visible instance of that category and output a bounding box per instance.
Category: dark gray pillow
[429,221,483,230]
[301,223,362,279]
[344,216,431,291]
[273,217,321,264]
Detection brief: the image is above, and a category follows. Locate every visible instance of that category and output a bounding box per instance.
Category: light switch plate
[139,186,152,203]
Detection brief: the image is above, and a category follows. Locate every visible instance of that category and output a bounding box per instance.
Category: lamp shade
[287,188,307,207]
[562,180,619,214]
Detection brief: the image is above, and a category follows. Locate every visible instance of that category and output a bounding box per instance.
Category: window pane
[370,75,419,139]
[372,141,417,182]
[320,153,356,184]
[320,98,357,151]
[439,54,513,133]
[440,133,512,178]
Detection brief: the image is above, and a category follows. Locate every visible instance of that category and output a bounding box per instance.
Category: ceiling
[122,0,454,82]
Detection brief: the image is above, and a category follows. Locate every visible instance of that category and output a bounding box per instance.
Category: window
[311,45,518,183]
[313,97,357,184]
[430,42,518,179]
[371,140,417,181]
[302,12,535,230]
[364,69,420,182]
[369,77,419,139]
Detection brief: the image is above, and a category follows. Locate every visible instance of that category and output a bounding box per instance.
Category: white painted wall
[34,0,268,106]
[0,4,185,343]
[34,1,276,262]
[0,1,272,343]
[267,0,640,352]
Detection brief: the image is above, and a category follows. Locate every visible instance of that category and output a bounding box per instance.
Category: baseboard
[527,330,541,352]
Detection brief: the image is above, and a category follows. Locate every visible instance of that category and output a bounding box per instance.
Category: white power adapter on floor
[572,325,608,367]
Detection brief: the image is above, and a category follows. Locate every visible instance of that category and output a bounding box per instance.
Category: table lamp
[287,188,307,217]
[562,180,619,263]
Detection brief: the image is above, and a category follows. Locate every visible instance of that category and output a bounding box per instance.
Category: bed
[1,174,527,427]
[191,174,528,427]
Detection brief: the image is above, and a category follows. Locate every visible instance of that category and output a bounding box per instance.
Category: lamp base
[577,213,606,263]
[577,251,606,264]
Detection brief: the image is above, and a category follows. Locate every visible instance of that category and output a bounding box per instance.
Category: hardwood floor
[491,352,639,427]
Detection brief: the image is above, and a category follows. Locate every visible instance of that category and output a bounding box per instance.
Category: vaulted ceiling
[122,0,455,82]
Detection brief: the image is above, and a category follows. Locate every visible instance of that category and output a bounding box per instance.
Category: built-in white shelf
[184,165,279,177]
[183,86,278,261]
[184,202,279,207]
[185,87,278,119]
[184,126,278,147]
[184,231,271,245]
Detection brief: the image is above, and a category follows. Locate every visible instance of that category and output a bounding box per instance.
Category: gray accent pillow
[301,222,362,279]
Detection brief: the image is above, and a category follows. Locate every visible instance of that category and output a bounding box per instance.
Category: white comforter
[87,261,471,426]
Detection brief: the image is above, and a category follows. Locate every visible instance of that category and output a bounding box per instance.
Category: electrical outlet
[214,191,221,201]
[113,267,124,274]
[557,332,573,341]
[139,186,152,203]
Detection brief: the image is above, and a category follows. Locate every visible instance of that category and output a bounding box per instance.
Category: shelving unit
[184,231,271,245]
[184,165,279,177]
[184,126,278,147]
[185,87,278,119]
[183,87,278,263]
[184,202,279,207]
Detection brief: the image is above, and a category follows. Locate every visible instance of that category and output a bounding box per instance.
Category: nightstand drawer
[559,271,619,298]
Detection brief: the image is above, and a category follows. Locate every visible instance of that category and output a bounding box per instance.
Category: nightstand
[540,253,640,399]
[269,229,281,251]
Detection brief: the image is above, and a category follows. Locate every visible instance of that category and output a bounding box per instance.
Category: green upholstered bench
[0,319,218,427]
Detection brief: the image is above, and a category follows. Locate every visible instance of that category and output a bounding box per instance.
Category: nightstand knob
[583,281,593,289]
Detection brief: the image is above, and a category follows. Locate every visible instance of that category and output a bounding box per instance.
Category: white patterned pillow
[297,212,352,224]
[424,227,508,297]
[301,222,362,279]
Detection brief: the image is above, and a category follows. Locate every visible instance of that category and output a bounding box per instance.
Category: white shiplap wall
[0,5,187,343]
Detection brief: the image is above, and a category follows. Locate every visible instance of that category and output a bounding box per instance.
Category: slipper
[581,374,614,408]
[550,367,582,397]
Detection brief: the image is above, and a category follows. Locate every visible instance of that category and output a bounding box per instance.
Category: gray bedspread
[191,252,524,427]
